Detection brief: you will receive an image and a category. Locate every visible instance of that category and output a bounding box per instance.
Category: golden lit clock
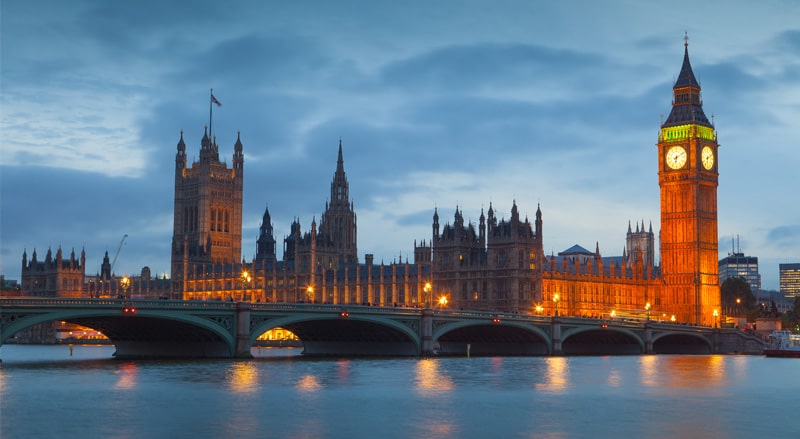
[701,146,714,170]
[666,145,687,169]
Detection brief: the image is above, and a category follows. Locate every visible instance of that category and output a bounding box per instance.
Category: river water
[1,345,797,439]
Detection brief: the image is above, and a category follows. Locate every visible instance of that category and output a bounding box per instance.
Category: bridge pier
[421,309,434,356]
[645,323,653,354]
[712,328,719,354]
[235,302,253,358]
[551,318,563,355]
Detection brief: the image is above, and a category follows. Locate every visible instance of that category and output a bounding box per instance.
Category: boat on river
[764,330,800,358]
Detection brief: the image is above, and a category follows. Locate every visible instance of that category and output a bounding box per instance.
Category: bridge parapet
[0,298,766,358]
[1,297,238,311]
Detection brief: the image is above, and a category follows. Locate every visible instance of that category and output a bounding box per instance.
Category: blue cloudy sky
[1,0,798,290]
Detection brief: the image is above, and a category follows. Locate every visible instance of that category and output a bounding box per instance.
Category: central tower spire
[331,137,348,203]
[318,137,358,265]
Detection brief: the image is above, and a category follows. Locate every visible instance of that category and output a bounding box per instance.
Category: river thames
[1,345,797,439]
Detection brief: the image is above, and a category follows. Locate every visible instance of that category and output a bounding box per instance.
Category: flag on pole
[211,94,222,106]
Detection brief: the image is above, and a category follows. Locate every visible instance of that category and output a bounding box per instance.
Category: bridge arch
[433,319,551,356]
[252,313,422,356]
[561,325,645,355]
[651,330,713,354]
[1,309,236,358]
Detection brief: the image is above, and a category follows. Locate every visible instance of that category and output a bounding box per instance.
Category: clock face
[666,146,687,169]
[701,146,714,170]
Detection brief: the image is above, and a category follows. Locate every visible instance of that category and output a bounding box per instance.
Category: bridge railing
[0,297,237,311]
[249,302,423,316]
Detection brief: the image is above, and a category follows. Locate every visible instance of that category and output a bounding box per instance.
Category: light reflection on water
[1,345,798,439]
[415,358,454,396]
[114,362,138,390]
[538,355,569,393]
[228,361,259,393]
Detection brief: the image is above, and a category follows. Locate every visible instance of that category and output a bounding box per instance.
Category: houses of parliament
[20,43,721,326]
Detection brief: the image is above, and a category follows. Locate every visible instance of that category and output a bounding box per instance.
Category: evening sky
[1,0,798,290]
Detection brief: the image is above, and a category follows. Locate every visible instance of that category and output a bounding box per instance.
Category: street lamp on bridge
[437,295,448,310]
[240,270,251,302]
[645,302,651,322]
[553,293,560,317]
[713,309,719,328]
[120,276,130,299]
[424,282,432,308]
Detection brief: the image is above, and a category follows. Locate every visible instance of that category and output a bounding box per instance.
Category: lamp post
[424,282,432,308]
[645,302,651,322]
[535,304,543,315]
[240,270,251,302]
[307,285,314,304]
[553,293,560,317]
[713,309,719,328]
[120,276,130,299]
[437,295,448,311]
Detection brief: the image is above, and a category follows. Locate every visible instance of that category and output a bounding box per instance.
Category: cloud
[766,225,800,249]
[2,0,799,292]
[0,165,173,275]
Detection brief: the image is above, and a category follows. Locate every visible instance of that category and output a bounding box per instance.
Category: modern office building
[719,252,761,291]
[780,263,800,297]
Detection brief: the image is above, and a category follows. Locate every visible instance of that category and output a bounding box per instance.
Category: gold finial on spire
[684,31,689,47]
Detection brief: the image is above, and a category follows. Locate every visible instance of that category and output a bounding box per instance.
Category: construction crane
[111,234,128,274]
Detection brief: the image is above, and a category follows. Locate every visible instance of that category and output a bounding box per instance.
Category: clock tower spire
[658,37,720,325]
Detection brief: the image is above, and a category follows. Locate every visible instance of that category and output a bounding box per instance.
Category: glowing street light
[645,302,651,322]
[535,304,544,315]
[306,285,314,303]
[553,293,560,317]
[424,282,432,308]
[240,270,252,302]
[120,276,130,299]
[437,295,448,310]
[713,309,719,328]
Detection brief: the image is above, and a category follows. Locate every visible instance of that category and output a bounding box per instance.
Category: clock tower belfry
[658,38,720,326]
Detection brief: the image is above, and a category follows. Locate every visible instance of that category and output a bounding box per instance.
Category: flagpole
[209,88,213,139]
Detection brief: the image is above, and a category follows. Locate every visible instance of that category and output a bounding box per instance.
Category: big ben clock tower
[658,37,720,325]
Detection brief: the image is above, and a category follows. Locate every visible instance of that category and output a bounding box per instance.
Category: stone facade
[170,128,244,298]
[21,247,85,297]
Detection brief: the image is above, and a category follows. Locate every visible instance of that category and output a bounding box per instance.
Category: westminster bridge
[0,298,765,358]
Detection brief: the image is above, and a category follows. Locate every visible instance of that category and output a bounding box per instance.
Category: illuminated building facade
[427,202,544,312]
[16,41,722,326]
[161,41,724,325]
[181,139,431,305]
[780,263,800,297]
[437,41,718,324]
